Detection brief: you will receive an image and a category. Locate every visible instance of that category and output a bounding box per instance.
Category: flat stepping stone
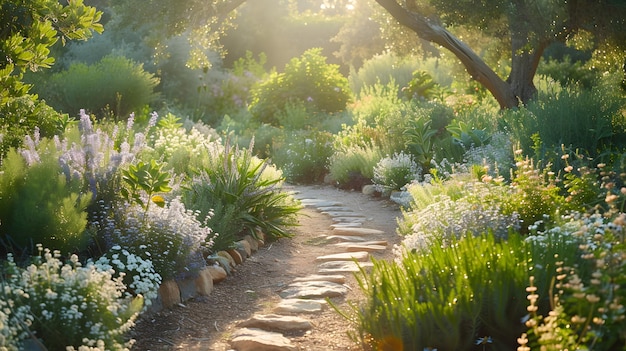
[333,240,388,247]
[318,261,374,274]
[326,235,367,242]
[335,244,387,252]
[330,222,363,229]
[316,251,369,262]
[239,314,313,331]
[230,328,296,351]
[298,199,342,207]
[293,274,346,284]
[273,299,326,314]
[322,211,365,217]
[280,281,348,299]
[317,206,354,212]
[331,217,364,224]
[332,227,384,236]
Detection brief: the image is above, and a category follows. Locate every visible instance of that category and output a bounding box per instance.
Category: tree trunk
[374,0,522,109]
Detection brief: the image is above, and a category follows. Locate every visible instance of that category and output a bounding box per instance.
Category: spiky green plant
[338,233,529,351]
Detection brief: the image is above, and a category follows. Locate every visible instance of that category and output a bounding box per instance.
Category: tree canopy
[0,0,103,99]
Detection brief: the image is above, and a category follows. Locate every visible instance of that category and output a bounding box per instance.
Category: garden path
[130,184,402,350]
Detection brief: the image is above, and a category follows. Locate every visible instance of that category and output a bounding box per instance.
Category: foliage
[461,131,513,179]
[348,52,422,97]
[120,160,172,213]
[272,130,335,184]
[0,0,103,84]
[35,55,159,117]
[0,94,63,158]
[402,70,450,101]
[372,151,422,194]
[522,212,626,350]
[249,48,352,125]
[341,233,529,351]
[327,143,383,190]
[0,138,91,256]
[501,82,625,159]
[182,138,300,252]
[0,248,140,350]
[0,0,102,155]
[403,101,456,168]
[500,155,568,233]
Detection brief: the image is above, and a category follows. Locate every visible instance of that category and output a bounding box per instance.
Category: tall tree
[373,0,626,108]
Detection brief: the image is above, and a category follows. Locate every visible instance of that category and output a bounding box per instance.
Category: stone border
[147,234,265,314]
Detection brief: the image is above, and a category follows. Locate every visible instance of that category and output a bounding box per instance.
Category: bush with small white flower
[0,247,142,350]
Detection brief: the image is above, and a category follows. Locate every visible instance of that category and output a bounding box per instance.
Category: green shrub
[249,48,352,125]
[327,143,383,190]
[0,94,63,158]
[0,140,91,256]
[36,55,159,117]
[349,52,422,97]
[341,233,529,351]
[272,130,334,184]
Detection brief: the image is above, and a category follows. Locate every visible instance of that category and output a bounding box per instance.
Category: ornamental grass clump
[0,247,142,350]
[340,233,529,351]
[182,137,300,252]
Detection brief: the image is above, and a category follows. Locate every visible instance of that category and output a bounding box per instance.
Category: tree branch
[373,0,519,108]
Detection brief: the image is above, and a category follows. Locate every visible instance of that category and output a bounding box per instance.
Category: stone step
[316,251,369,262]
[317,206,354,212]
[331,217,365,224]
[317,260,374,274]
[239,314,313,332]
[331,227,384,236]
[293,274,346,284]
[333,240,388,247]
[322,211,365,218]
[298,199,342,207]
[230,328,296,351]
[325,235,367,243]
[336,244,387,253]
[279,280,348,299]
[329,222,363,228]
[273,299,327,314]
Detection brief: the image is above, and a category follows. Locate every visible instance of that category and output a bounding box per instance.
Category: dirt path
[130,184,402,350]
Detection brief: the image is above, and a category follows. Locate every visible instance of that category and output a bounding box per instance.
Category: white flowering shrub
[372,151,422,194]
[397,178,520,257]
[91,245,161,308]
[0,248,141,350]
[147,114,222,175]
[103,197,215,281]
